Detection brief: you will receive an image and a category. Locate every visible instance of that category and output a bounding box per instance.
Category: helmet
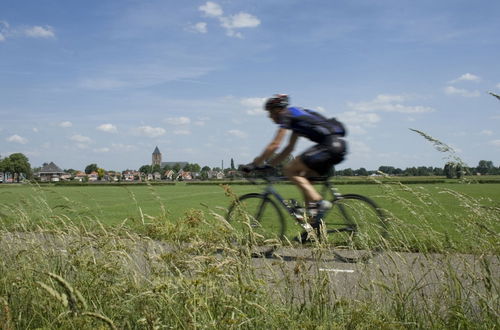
[264,94,289,111]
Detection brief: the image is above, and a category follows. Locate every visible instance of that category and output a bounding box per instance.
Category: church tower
[152,146,162,166]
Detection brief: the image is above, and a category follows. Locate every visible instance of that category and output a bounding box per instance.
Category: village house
[176,170,193,181]
[208,170,225,180]
[37,162,66,182]
[73,171,87,182]
[164,170,175,180]
[88,171,98,182]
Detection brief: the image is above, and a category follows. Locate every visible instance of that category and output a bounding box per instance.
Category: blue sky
[1,0,499,171]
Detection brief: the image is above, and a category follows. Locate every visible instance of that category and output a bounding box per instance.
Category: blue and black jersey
[279,107,344,144]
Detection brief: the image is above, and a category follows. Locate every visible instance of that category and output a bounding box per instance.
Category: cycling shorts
[300,137,347,175]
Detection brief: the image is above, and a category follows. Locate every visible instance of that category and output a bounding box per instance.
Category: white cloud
[191,22,207,34]
[6,134,28,144]
[24,25,55,38]
[199,2,223,17]
[97,123,118,133]
[241,97,265,115]
[111,143,136,151]
[450,73,481,84]
[347,94,434,113]
[198,2,260,38]
[489,140,500,147]
[58,121,73,128]
[70,134,92,143]
[0,21,9,41]
[220,12,260,38]
[227,129,247,138]
[444,86,481,98]
[480,129,493,136]
[496,83,500,90]
[33,128,39,133]
[134,126,166,138]
[164,116,191,125]
[221,12,260,29]
[340,111,381,125]
[94,147,110,153]
[0,21,55,41]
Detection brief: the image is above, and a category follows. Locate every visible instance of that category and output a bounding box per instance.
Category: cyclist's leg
[293,141,345,205]
[283,157,321,204]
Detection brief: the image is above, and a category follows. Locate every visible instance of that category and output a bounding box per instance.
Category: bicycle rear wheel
[226,193,286,255]
[318,194,388,262]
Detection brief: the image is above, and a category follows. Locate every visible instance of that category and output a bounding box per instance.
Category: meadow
[0,179,498,328]
[1,179,498,253]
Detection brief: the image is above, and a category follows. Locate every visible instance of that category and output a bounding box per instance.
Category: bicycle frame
[256,176,344,222]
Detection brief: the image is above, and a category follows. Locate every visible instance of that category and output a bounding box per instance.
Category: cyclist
[244,94,347,240]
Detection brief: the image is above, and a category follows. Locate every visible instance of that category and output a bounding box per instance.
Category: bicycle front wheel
[319,194,388,262]
[226,193,286,253]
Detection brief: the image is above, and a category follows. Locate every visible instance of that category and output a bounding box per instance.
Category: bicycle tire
[318,194,388,263]
[226,193,286,256]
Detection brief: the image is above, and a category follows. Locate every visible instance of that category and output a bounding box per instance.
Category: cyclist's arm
[270,132,299,166]
[253,128,288,166]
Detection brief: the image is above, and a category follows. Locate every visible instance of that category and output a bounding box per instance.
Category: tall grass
[1,129,499,328]
[0,181,498,329]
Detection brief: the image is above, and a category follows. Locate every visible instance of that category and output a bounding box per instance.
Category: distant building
[151,146,187,169]
[152,146,162,166]
[38,162,66,182]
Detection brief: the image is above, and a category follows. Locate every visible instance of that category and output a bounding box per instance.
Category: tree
[172,163,181,173]
[201,166,211,172]
[3,153,32,182]
[342,168,354,176]
[433,167,444,176]
[152,164,161,173]
[139,165,152,174]
[85,163,98,174]
[416,166,430,176]
[444,162,464,179]
[0,157,12,176]
[477,160,494,175]
[378,166,396,175]
[190,163,201,173]
[230,158,235,170]
[354,167,368,176]
[97,168,105,181]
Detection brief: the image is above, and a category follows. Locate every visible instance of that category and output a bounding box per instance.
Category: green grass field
[1,180,498,253]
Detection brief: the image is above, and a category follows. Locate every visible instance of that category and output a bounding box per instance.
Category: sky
[1,0,500,172]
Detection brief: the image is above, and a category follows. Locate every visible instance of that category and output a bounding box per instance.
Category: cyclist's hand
[255,164,274,171]
[239,163,255,173]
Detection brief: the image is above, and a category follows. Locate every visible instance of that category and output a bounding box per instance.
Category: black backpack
[304,109,347,137]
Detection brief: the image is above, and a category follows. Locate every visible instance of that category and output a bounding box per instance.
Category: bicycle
[226,167,388,262]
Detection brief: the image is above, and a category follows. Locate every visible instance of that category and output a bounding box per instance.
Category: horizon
[1,1,499,171]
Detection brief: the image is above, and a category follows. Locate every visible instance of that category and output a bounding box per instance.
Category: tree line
[1,152,499,182]
[336,160,500,178]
